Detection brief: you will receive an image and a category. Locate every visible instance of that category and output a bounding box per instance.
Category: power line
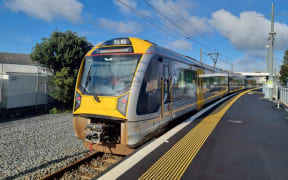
[143,0,190,38]
[165,2,237,63]
[166,2,216,51]
[117,0,207,49]
[117,0,233,68]
[142,0,208,48]
[116,0,179,39]
[144,0,235,63]
[117,0,209,43]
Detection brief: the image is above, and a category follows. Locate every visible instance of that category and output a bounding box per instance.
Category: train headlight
[117,93,129,116]
[75,92,81,111]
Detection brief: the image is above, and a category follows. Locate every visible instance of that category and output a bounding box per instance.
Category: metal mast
[269,3,276,82]
[208,52,219,67]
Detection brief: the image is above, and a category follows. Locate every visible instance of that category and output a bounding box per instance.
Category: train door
[196,69,204,110]
[160,60,172,121]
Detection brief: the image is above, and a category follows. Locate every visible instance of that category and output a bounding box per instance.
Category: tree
[31,30,93,107]
[280,50,288,84]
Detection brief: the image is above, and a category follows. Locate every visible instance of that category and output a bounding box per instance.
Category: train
[72,37,256,155]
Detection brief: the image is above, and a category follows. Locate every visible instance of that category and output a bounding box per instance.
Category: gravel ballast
[0,113,89,180]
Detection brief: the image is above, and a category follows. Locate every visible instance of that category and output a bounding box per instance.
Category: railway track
[41,151,123,180]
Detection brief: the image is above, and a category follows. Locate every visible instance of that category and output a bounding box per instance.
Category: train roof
[148,39,227,73]
[90,37,242,76]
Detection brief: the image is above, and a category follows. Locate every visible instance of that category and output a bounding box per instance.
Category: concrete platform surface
[97,89,288,180]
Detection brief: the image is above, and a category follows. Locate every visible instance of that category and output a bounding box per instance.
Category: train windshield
[79,54,141,96]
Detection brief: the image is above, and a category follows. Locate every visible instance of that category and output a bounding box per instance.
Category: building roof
[237,72,269,76]
[0,52,37,65]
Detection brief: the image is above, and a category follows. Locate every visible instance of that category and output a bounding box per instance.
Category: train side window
[164,65,169,79]
[172,62,196,101]
[164,64,169,95]
[136,57,161,115]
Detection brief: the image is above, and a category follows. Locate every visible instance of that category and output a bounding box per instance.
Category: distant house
[0,52,52,110]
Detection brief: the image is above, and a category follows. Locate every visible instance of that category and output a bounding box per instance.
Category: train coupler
[85,123,105,143]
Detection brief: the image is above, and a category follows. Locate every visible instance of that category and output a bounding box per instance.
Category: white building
[0,52,52,110]
[237,72,269,86]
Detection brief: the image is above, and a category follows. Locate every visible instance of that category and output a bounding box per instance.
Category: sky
[0,0,288,72]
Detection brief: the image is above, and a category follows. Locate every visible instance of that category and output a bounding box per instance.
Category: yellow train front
[73,37,244,155]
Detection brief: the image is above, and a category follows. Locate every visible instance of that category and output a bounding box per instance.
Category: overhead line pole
[266,44,270,73]
[267,3,276,100]
[207,52,219,68]
[269,3,276,83]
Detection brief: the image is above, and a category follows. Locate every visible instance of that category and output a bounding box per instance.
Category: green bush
[49,107,60,114]
[31,30,93,108]
[49,107,72,114]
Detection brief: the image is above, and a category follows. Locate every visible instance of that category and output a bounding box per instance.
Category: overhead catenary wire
[143,0,235,65]
[116,0,180,39]
[165,1,237,64]
[118,0,208,49]
[117,0,209,50]
[165,2,216,52]
[143,0,190,38]
[142,0,209,48]
[117,0,233,70]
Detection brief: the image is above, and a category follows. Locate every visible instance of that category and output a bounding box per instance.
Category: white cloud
[151,0,211,36]
[246,50,266,59]
[98,18,142,34]
[216,51,266,72]
[167,39,192,51]
[210,9,288,50]
[4,0,83,22]
[233,57,266,72]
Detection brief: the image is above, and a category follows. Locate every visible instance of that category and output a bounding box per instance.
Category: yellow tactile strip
[139,88,258,180]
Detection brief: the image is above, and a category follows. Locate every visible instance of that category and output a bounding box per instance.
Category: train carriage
[73,37,250,155]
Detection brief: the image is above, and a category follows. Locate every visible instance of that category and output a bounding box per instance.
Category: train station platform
[96,89,288,180]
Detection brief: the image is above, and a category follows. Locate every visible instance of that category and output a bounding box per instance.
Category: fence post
[285,88,288,105]
[284,88,287,104]
[282,88,284,104]
[283,88,286,104]
[284,88,286,104]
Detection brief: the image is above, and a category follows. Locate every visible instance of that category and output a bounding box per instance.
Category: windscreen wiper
[83,64,92,94]
[83,64,101,103]
[93,95,100,103]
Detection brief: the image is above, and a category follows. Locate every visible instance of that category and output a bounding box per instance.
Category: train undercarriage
[73,115,134,155]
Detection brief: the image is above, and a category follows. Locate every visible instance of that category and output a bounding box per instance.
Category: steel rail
[41,151,101,180]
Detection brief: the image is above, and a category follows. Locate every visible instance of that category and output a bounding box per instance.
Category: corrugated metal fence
[1,62,53,110]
